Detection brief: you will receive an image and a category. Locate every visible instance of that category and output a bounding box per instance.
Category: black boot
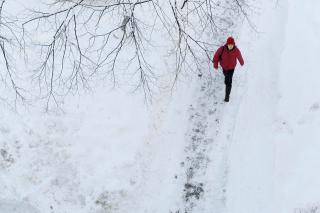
[224,86,231,102]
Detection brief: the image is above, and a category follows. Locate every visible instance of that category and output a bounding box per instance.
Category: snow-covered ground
[226,0,320,213]
[2,0,320,213]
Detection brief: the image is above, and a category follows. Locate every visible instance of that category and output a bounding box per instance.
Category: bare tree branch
[20,0,253,109]
[0,0,25,105]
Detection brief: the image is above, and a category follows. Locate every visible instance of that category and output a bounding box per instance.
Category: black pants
[223,69,235,98]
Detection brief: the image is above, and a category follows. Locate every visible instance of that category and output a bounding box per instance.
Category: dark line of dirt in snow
[172,73,227,213]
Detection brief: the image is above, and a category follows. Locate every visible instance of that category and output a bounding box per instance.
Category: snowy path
[179,73,226,213]
[178,0,320,212]
[172,66,245,213]
[177,1,289,212]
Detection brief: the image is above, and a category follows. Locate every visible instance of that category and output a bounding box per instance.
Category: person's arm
[237,48,244,66]
[213,47,223,70]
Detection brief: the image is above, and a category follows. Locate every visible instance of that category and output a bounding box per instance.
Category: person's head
[226,37,235,50]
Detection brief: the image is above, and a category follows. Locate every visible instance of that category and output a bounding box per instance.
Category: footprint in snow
[294,202,320,213]
[310,102,320,112]
[297,102,320,125]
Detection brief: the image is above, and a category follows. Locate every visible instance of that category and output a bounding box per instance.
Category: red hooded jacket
[213,45,244,70]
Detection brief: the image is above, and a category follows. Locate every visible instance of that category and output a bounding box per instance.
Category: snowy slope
[275,0,320,212]
[225,0,286,212]
[226,0,320,213]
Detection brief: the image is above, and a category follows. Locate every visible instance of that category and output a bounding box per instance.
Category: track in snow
[173,72,238,213]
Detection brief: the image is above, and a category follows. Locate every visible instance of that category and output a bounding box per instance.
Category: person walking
[213,37,244,102]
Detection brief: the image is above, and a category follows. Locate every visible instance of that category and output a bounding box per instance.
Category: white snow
[275,0,320,212]
[0,200,40,213]
[1,0,320,212]
[226,0,320,213]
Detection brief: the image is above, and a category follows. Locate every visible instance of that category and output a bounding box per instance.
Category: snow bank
[276,0,320,212]
[226,0,320,212]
